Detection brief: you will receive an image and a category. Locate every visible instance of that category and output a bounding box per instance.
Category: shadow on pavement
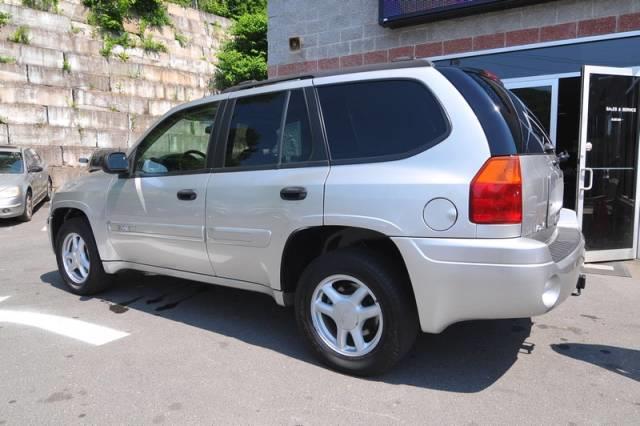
[551,343,640,382]
[41,270,532,392]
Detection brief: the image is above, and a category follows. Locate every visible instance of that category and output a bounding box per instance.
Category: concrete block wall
[267,0,640,77]
[0,0,230,186]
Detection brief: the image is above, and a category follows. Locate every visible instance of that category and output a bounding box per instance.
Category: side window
[134,103,217,176]
[225,92,287,168]
[32,151,43,166]
[23,150,36,169]
[317,80,449,161]
[281,90,315,164]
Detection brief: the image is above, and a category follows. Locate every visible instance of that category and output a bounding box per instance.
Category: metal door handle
[280,186,307,201]
[177,189,197,201]
[584,168,594,191]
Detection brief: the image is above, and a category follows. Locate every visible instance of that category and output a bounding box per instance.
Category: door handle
[177,189,197,201]
[583,168,594,191]
[280,186,307,201]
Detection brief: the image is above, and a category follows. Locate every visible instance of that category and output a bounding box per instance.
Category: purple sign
[379,0,551,27]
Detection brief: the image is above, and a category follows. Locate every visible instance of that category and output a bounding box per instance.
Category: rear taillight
[470,156,522,224]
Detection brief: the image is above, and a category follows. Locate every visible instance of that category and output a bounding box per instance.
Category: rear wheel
[18,191,32,222]
[295,248,418,376]
[55,217,113,295]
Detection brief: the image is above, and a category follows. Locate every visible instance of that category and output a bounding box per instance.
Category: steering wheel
[183,150,206,159]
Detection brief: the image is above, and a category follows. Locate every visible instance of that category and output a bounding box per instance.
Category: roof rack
[223,58,433,93]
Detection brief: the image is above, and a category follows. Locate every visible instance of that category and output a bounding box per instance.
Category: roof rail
[223,58,433,93]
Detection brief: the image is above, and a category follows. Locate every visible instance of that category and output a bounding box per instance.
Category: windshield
[0,151,24,174]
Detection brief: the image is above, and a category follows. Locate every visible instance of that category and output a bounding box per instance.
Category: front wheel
[44,178,53,202]
[55,217,113,295]
[18,191,32,222]
[295,248,418,376]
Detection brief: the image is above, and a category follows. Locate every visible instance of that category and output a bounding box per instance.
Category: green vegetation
[69,23,81,34]
[8,26,30,44]
[140,33,167,53]
[167,0,265,19]
[0,55,16,64]
[22,0,59,12]
[214,9,267,90]
[84,0,169,57]
[115,51,129,62]
[100,32,134,57]
[62,56,71,72]
[174,31,188,48]
[0,11,11,27]
[83,0,170,33]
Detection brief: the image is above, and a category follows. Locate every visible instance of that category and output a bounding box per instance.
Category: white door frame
[504,77,560,145]
[578,65,640,262]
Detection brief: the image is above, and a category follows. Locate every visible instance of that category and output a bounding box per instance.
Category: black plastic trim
[438,67,517,156]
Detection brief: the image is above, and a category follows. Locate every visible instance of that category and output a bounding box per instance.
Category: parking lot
[0,204,638,424]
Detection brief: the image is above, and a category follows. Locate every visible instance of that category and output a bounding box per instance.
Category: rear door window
[317,80,449,162]
[224,89,325,169]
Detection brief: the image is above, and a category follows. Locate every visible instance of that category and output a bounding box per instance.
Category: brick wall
[267,0,640,78]
[0,0,230,187]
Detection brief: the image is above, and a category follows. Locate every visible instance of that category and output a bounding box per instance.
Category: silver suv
[49,60,585,375]
[0,145,52,221]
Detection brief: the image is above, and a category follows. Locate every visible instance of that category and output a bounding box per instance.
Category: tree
[214,9,267,90]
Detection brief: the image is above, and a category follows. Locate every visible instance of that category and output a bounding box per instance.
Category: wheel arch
[280,226,417,308]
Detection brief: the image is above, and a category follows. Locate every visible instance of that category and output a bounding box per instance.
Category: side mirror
[557,150,570,164]
[103,152,129,174]
[28,165,43,173]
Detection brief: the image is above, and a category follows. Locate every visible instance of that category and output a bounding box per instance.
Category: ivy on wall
[83,0,169,57]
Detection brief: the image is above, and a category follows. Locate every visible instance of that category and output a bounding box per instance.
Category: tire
[295,248,418,376]
[18,190,33,222]
[44,178,53,202]
[55,217,113,295]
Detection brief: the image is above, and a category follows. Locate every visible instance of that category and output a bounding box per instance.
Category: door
[206,86,329,288]
[106,102,219,274]
[23,149,44,198]
[505,78,559,145]
[578,65,640,262]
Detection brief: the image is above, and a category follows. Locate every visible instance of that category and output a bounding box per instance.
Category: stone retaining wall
[0,0,230,187]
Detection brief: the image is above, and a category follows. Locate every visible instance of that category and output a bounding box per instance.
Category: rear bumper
[393,208,585,333]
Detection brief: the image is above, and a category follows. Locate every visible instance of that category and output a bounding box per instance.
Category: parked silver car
[49,60,585,375]
[0,145,52,221]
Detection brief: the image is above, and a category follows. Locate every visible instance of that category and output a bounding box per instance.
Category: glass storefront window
[434,36,640,79]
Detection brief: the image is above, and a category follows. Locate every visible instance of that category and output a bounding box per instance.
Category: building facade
[268,0,640,262]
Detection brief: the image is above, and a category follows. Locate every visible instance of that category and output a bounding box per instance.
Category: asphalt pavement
[0,204,639,425]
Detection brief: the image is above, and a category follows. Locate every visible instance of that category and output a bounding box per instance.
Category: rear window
[317,80,449,162]
[439,67,551,155]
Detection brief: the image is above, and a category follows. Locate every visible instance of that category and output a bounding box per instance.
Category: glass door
[505,78,559,145]
[578,66,640,262]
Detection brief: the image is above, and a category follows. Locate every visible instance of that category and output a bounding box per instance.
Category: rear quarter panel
[318,67,490,238]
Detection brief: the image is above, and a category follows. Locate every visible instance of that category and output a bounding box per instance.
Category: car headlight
[0,186,20,198]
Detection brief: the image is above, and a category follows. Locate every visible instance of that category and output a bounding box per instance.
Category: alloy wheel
[310,274,384,357]
[62,233,91,284]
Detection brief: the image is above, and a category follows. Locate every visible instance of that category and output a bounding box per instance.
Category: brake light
[470,156,522,224]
